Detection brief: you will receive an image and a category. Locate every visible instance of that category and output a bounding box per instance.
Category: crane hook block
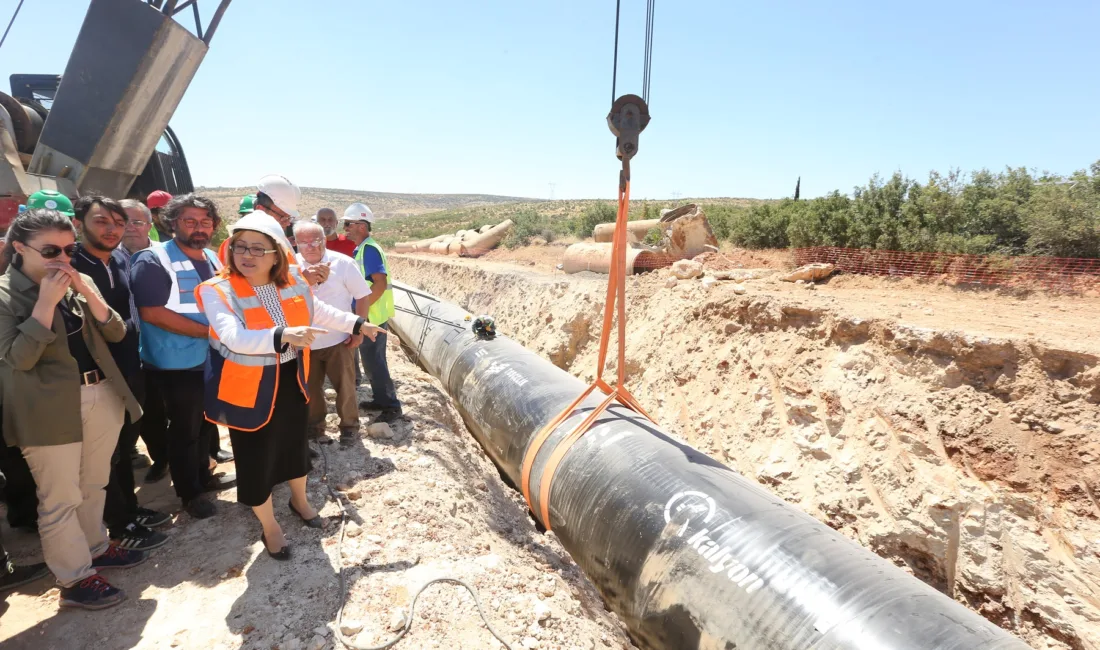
[607,94,650,162]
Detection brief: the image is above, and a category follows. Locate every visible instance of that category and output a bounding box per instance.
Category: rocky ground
[391,250,1100,650]
[0,342,635,650]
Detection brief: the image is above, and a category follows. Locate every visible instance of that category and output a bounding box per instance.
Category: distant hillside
[371,197,765,247]
[196,186,534,223]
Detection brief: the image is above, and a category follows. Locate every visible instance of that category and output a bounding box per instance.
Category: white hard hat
[229,211,294,253]
[256,174,301,220]
[343,202,374,223]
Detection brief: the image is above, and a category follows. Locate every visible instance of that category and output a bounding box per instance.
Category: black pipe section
[388,282,1032,650]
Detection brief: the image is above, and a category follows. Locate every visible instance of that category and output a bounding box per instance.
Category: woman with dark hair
[196,212,381,560]
[0,208,144,610]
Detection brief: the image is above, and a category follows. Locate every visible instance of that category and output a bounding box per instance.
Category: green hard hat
[27,190,75,217]
[239,193,257,215]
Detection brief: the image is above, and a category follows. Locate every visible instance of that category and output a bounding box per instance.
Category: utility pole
[548,183,557,200]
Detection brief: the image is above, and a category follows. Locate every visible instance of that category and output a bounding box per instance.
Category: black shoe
[185,496,217,519]
[288,499,324,529]
[359,400,384,411]
[92,545,147,571]
[260,533,290,560]
[134,507,171,528]
[59,574,126,610]
[309,447,319,460]
[212,449,234,463]
[0,561,50,592]
[374,409,403,424]
[203,473,237,492]
[144,462,169,484]
[110,522,169,551]
[339,429,358,447]
[130,450,151,470]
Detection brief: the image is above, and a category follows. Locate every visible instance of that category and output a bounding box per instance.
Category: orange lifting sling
[520,147,655,530]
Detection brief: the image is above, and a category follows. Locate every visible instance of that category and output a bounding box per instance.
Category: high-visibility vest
[354,237,395,325]
[138,239,223,370]
[195,268,314,432]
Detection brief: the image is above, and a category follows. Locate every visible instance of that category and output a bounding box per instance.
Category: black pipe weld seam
[388,281,1032,650]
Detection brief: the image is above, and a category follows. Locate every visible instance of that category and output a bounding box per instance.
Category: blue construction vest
[138,240,223,370]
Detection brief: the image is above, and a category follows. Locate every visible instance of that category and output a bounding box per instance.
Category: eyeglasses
[230,243,277,258]
[125,220,149,228]
[297,239,324,249]
[179,218,215,230]
[26,243,76,259]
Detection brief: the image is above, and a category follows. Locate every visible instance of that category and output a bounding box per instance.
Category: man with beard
[315,208,357,257]
[71,197,171,550]
[129,194,235,519]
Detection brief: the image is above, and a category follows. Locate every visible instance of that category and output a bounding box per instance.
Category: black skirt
[229,359,312,507]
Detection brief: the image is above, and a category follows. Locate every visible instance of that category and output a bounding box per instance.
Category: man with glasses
[255,174,302,252]
[118,199,154,261]
[128,194,234,519]
[119,200,170,484]
[293,221,371,445]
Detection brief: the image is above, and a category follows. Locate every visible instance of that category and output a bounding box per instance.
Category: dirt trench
[0,346,635,650]
[391,254,1100,650]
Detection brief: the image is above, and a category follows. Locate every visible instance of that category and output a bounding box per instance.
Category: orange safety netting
[519,170,658,531]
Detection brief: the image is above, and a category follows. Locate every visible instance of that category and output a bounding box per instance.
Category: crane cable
[610,0,657,106]
[521,1,657,531]
[0,0,25,52]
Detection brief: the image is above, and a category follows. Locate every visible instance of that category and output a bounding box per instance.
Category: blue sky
[2,0,1097,200]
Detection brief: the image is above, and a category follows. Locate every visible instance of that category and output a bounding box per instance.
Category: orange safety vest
[195,268,314,432]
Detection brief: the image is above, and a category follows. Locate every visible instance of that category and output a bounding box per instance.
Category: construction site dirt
[0,344,636,650]
[390,246,1100,650]
[3,242,1099,650]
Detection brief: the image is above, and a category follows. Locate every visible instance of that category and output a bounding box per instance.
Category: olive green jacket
[0,265,141,448]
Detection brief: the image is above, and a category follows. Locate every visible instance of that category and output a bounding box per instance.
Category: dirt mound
[392,255,1100,650]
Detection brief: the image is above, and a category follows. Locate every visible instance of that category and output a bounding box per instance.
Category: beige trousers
[22,380,125,587]
[308,343,359,433]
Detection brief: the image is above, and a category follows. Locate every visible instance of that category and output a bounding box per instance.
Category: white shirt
[295,249,371,350]
[197,272,359,356]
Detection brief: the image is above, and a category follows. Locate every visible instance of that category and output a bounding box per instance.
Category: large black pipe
[388,282,1031,650]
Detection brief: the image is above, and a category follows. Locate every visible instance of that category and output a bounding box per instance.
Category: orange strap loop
[520,170,657,530]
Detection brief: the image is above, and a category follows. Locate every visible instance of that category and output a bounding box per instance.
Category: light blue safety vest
[137,239,222,370]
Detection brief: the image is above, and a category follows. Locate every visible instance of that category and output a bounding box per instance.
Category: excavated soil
[392,252,1100,650]
[0,345,634,650]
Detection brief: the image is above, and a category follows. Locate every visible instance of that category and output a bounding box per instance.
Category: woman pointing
[196,212,381,559]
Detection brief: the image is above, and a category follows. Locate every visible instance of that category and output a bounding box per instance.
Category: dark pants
[150,369,213,503]
[103,372,143,530]
[140,370,169,465]
[209,423,223,458]
[358,323,400,411]
[0,444,37,529]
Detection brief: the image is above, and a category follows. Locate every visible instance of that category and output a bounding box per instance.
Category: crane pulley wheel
[606,94,650,162]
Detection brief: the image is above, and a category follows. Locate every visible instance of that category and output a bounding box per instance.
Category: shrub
[570,203,616,238]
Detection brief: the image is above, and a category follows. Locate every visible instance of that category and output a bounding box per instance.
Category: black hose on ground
[316,442,516,650]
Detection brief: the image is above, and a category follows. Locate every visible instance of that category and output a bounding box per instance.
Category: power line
[0,0,26,52]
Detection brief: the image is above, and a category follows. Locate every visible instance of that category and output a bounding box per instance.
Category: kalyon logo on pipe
[663,491,765,594]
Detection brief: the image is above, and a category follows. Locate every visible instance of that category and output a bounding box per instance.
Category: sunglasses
[26,243,77,259]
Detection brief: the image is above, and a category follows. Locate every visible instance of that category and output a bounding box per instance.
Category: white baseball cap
[343,202,374,223]
[229,211,294,252]
[256,174,302,220]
